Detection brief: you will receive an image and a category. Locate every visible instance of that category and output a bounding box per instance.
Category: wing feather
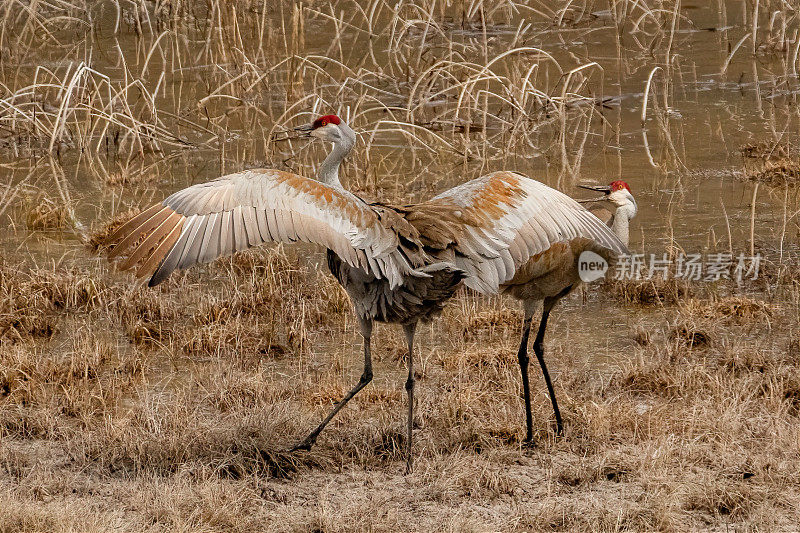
[139,219,184,280]
[108,206,172,261]
[255,208,270,242]
[106,204,162,247]
[198,212,222,265]
[219,210,233,257]
[151,215,198,285]
[119,211,182,270]
[242,206,260,247]
[265,209,281,242]
[102,169,425,287]
[232,206,248,251]
[425,171,627,293]
[279,210,298,242]
[178,215,210,269]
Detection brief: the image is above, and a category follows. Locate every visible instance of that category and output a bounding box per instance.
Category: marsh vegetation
[1,0,800,531]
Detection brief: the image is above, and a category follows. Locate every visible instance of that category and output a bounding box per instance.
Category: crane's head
[295,114,356,148]
[579,180,637,218]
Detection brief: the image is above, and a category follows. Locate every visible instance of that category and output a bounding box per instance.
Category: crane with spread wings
[101,114,627,471]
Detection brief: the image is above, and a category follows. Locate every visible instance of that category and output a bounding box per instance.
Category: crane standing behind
[486,179,638,441]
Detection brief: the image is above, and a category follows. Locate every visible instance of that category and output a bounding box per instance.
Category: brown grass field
[1,0,800,531]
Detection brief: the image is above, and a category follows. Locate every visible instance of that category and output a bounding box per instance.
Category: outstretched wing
[587,204,614,226]
[421,171,628,294]
[104,169,421,287]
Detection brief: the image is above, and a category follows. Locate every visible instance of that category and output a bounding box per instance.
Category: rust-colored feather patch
[119,211,183,271]
[466,172,525,221]
[108,206,172,261]
[273,171,373,229]
[105,204,161,247]
[137,217,185,279]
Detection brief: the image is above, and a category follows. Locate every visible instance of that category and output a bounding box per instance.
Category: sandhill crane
[578,181,638,246]
[489,179,637,442]
[424,179,634,443]
[100,114,627,470]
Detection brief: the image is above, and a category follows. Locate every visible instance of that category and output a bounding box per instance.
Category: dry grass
[748,161,800,187]
[740,141,800,187]
[23,194,75,232]
[740,141,790,161]
[86,208,143,252]
[2,0,800,531]
[2,254,798,531]
[604,277,693,306]
[681,296,774,324]
[0,262,104,343]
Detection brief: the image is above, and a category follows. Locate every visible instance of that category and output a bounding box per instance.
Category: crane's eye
[320,119,328,127]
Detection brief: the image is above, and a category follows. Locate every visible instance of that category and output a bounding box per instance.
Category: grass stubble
[1,246,799,532]
[1,0,800,531]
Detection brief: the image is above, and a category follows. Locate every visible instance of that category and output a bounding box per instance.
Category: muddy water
[1,1,798,367]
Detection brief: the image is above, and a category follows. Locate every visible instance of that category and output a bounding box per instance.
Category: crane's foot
[289,436,316,453]
[521,429,540,450]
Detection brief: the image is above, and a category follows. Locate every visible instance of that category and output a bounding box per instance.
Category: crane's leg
[291,317,373,452]
[517,300,538,445]
[532,294,567,436]
[403,322,417,474]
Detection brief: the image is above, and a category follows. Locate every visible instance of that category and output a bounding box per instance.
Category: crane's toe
[288,439,315,453]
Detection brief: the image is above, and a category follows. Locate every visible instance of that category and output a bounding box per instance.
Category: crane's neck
[318,136,354,188]
[612,204,636,247]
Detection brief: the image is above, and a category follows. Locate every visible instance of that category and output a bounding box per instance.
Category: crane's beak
[294,123,314,138]
[578,184,612,193]
[577,184,611,203]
